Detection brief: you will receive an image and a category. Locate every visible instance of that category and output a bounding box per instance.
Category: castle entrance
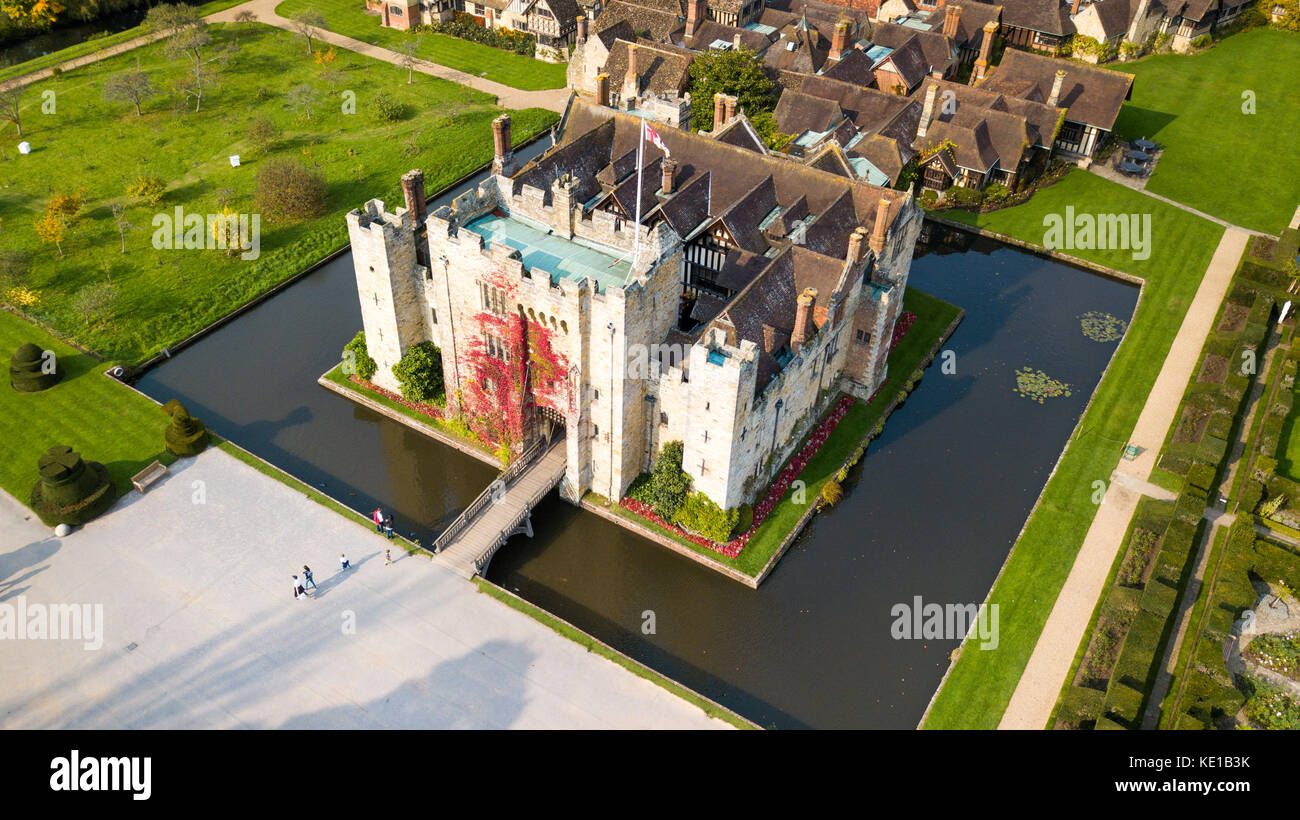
[536,405,566,446]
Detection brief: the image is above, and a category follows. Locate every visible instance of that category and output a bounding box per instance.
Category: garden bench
[131,461,169,493]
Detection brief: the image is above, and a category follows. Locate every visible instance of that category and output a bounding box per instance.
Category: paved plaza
[0,448,728,729]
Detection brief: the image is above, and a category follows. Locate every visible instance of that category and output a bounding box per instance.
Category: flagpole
[633,116,645,271]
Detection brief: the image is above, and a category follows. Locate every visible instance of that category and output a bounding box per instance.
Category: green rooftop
[463,211,634,293]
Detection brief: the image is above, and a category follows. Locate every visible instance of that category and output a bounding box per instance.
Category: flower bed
[349,375,447,421]
[890,311,917,352]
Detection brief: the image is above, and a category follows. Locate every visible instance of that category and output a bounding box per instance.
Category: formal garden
[924,170,1225,728]
[273,0,568,90]
[0,12,556,366]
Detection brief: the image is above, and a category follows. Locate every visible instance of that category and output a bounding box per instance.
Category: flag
[644,121,670,158]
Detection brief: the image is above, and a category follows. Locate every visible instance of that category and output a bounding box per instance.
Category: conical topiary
[163,399,209,456]
[29,445,117,526]
[10,342,61,392]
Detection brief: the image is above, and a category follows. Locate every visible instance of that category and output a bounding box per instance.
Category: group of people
[372,508,395,540]
[292,554,353,600]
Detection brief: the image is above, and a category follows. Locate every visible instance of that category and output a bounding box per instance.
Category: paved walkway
[1087,164,1274,238]
[1,0,569,113]
[998,226,1251,729]
[0,448,729,729]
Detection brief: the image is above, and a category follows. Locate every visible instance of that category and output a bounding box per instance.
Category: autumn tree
[102,70,156,116]
[290,11,327,54]
[255,158,327,223]
[0,0,63,28]
[35,211,65,257]
[46,190,84,226]
[313,46,338,72]
[246,116,281,152]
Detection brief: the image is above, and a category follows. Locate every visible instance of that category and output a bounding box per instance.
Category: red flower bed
[350,375,447,422]
[889,311,917,352]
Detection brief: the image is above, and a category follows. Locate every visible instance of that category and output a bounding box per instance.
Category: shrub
[342,331,377,381]
[391,341,444,403]
[422,13,535,55]
[162,399,209,457]
[1185,462,1217,493]
[255,158,328,223]
[982,182,1011,203]
[820,479,844,507]
[246,116,282,152]
[1240,479,1265,514]
[9,342,60,392]
[1191,34,1211,49]
[373,93,411,123]
[126,176,167,205]
[29,445,117,526]
[943,185,985,208]
[1173,490,1207,524]
[674,491,739,543]
[919,189,938,209]
[630,441,692,520]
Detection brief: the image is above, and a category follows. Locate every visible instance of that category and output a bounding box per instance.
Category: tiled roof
[592,0,684,43]
[713,115,769,153]
[979,49,1134,130]
[821,47,877,87]
[682,20,775,51]
[603,38,695,96]
[648,170,713,237]
[870,21,954,74]
[920,3,1003,46]
[773,89,844,135]
[1090,0,1136,38]
[988,0,1074,35]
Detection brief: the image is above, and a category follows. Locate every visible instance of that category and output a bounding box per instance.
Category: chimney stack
[724,94,737,123]
[381,2,390,27]
[733,32,742,49]
[971,20,997,84]
[713,92,726,129]
[791,288,818,353]
[830,20,850,61]
[576,14,587,43]
[1048,68,1066,106]
[623,43,640,103]
[943,4,961,39]
[401,169,427,226]
[1071,0,1082,15]
[847,227,867,265]
[869,197,891,254]
[917,82,939,139]
[595,73,610,106]
[685,0,705,45]
[491,114,515,176]
[661,158,678,195]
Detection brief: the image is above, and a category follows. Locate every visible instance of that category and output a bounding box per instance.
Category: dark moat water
[137,154,1139,728]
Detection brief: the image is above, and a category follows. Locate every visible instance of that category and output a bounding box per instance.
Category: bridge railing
[430,437,550,554]
[475,454,569,574]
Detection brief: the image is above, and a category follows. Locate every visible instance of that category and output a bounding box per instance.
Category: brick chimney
[724,94,737,123]
[623,43,640,103]
[847,227,866,265]
[943,4,961,39]
[685,0,705,46]
[733,32,742,49]
[491,114,516,176]
[401,169,426,226]
[576,14,587,43]
[830,21,850,61]
[595,73,610,106]
[791,288,817,353]
[661,158,678,194]
[713,92,726,128]
[916,82,939,139]
[381,2,390,27]
[971,20,997,84]
[1071,0,1082,15]
[1048,68,1066,106]
[869,198,891,254]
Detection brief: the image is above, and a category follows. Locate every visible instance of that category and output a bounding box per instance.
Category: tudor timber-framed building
[346,102,922,515]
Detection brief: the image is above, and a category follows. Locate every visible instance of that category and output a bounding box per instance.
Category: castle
[346,100,921,515]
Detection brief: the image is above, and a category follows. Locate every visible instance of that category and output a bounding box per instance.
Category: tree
[286,83,321,120]
[72,281,117,326]
[102,70,156,116]
[290,11,327,54]
[255,158,328,222]
[246,116,281,152]
[0,0,61,28]
[35,211,65,256]
[0,85,25,137]
[126,175,167,205]
[46,190,84,226]
[396,37,419,84]
[638,440,691,520]
[109,202,134,253]
[392,341,444,402]
[313,46,337,72]
[156,15,235,113]
[687,47,776,134]
[144,3,202,40]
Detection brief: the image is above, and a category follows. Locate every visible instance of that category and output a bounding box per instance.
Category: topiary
[29,445,117,526]
[10,342,61,392]
[162,399,209,456]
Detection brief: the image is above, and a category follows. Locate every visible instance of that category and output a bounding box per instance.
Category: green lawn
[0,0,250,83]
[0,308,175,506]
[923,170,1226,728]
[1112,28,1300,235]
[599,287,961,579]
[0,23,556,366]
[274,0,569,90]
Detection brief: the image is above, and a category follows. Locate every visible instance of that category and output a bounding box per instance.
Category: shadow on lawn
[1113,104,1177,141]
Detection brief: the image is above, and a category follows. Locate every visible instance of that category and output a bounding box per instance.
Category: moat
[136,147,1139,728]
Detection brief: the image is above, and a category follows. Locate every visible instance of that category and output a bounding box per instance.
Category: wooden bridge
[432,438,568,578]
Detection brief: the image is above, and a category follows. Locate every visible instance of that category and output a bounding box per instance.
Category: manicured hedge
[29,445,117,527]
[1186,462,1217,493]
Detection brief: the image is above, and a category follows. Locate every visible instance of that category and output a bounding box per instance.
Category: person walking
[292,575,306,600]
[372,507,384,534]
[302,565,317,590]
[384,548,393,567]
[383,514,395,540]
[339,552,350,570]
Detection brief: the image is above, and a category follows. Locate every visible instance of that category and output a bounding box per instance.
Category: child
[384,549,393,567]
[339,552,350,570]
